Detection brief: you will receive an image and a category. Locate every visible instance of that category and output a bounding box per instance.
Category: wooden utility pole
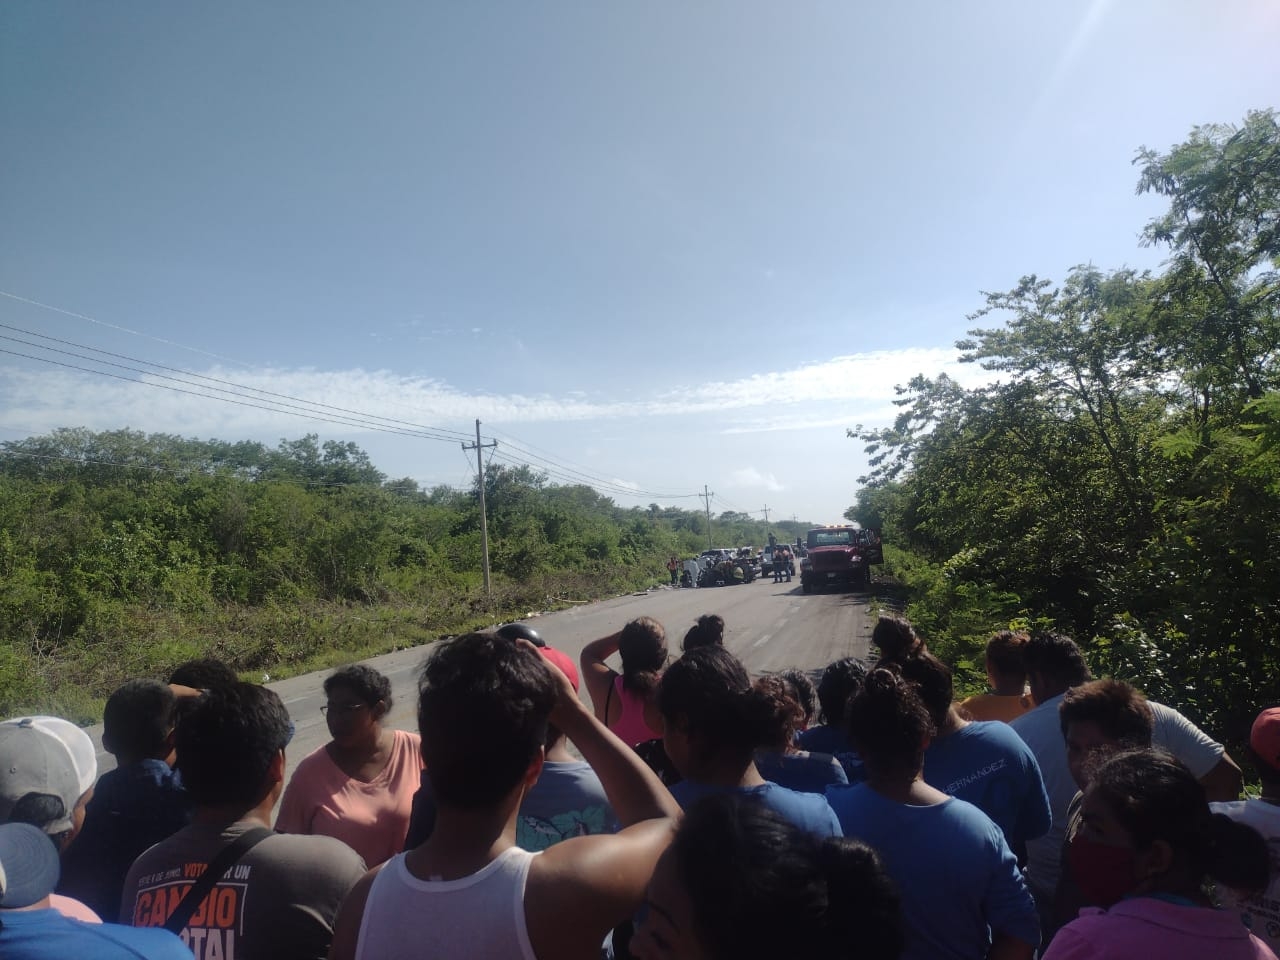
[462,419,498,596]
[699,485,714,551]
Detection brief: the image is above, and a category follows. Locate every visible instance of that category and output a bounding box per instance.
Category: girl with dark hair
[581,617,667,747]
[631,794,905,960]
[658,646,840,836]
[752,674,847,795]
[276,664,422,866]
[680,613,725,652]
[1047,749,1273,960]
[825,668,1039,960]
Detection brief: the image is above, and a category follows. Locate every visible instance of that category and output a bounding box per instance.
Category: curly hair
[752,675,807,751]
[417,632,556,809]
[778,669,818,728]
[325,663,393,711]
[1058,679,1153,747]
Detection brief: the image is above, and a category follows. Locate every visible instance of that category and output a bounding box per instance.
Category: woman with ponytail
[580,617,667,747]
[657,646,841,836]
[680,613,725,652]
[826,667,1039,960]
[631,793,904,960]
[1045,749,1274,959]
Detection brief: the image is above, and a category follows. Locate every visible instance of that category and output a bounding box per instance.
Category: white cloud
[730,467,784,492]
[0,345,988,442]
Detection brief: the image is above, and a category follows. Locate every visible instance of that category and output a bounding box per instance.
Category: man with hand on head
[329,630,680,960]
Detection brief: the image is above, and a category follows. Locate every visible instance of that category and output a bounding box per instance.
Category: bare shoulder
[326,862,385,960]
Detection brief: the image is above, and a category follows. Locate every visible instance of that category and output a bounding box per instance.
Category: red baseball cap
[1251,707,1280,772]
[538,646,579,692]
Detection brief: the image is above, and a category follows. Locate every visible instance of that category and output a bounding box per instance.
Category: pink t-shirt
[275,728,423,867]
[1044,896,1277,960]
[50,893,102,923]
[609,675,662,747]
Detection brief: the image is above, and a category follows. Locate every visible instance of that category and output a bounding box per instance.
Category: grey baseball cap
[0,718,86,834]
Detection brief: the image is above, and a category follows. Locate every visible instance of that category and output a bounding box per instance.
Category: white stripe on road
[753,633,773,648]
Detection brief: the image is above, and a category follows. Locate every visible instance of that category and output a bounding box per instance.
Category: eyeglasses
[321,702,369,717]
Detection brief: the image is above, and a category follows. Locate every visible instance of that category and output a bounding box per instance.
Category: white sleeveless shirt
[354,846,540,960]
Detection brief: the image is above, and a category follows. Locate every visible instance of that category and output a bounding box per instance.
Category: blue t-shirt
[795,725,866,783]
[670,779,842,837]
[755,750,848,794]
[58,759,191,922]
[0,909,192,960]
[922,721,1051,853]
[517,760,616,851]
[825,784,1039,960]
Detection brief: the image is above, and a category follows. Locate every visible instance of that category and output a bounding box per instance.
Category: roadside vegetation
[846,110,1280,756]
[0,431,808,720]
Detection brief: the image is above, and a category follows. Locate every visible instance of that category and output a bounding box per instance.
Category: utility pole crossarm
[462,419,499,597]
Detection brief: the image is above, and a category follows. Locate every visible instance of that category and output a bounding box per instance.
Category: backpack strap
[163,827,274,934]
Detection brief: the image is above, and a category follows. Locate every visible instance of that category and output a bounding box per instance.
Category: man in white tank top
[328,632,680,960]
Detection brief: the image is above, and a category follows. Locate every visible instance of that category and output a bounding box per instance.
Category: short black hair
[103,679,177,761]
[168,658,239,690]
[816,658,867,727]
[985,631,1029,679]
[417,632,556,809]
[672,794,904,960]
[1023,630,1092,687]
[896,653,954,729]
[324,664,392,711]
[176,683,292,808]
[1058,679,1154,747]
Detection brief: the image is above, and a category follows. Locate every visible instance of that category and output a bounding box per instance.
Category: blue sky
[2,1,1277,522]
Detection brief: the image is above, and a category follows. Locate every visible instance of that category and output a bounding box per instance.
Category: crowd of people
[1,612,1278,960]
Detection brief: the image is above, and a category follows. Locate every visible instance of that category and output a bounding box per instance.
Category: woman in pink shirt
[276,665,422,866]
[1046,749,1274,960]
[580,617,667,747]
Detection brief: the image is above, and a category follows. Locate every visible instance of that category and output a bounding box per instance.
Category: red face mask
[1068,833,1136,907]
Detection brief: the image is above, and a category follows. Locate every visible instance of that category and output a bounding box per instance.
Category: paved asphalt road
[87,577,880,783]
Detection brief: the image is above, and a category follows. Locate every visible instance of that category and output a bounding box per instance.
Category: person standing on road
[666,556,679,586]
[658,646,842,837]
[326,632,680,960]
[630,794,905,960]
[276,664,423,867]
[1043,750,1272,960]
[121,682,366,959]
[826,668,1039,960]
[900,653,1051,861]
[955,631,1036,723]
[1009,630,1244,933]
[1212,707,1280,958]
[581,617,667,747]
